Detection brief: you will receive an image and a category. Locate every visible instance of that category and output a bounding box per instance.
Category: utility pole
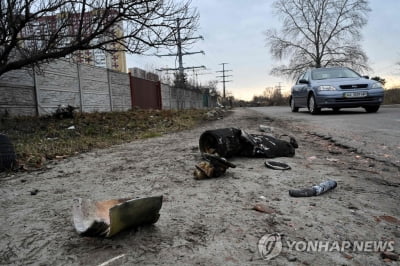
[156,18,204,88]
[216,63,232,100]
[276,82,282,93]
[191,70,213,89]
[176,18,184,79]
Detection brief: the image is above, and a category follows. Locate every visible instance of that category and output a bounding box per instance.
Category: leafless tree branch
[0,0,199,76]
[266,0,370,80]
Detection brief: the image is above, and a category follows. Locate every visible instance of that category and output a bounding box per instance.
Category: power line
[189,68,214,88]
[155,18,204,87]
[216,63,232,99]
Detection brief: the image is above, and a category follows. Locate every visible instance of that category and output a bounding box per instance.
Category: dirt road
[1,108,399,265]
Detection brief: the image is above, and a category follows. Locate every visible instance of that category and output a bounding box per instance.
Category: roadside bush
[384,88,400,104]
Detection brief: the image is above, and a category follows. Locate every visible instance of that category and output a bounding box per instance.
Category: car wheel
[290,97,299,112]
[308,94,320,114]
[332,107,340,113]
[364,105,380,113]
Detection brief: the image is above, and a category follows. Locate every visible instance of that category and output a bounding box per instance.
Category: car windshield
[311,68,360,80]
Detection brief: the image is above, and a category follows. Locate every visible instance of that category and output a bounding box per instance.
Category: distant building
[21,10,127,72]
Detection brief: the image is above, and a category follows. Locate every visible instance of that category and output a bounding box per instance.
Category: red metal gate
[129,74,161,109]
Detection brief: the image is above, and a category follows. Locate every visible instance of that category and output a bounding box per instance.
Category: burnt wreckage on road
[194,127,298,179]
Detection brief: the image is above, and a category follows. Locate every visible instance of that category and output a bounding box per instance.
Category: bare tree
[0,0,199,76]
[266,0,371,79]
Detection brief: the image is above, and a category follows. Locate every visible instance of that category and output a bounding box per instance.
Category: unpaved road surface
[1,108,399,265]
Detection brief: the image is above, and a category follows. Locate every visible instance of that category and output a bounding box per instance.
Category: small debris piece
[30,189,39,195]
[374,215,400,225]
[287,256,297,262]
[265,160,291,170]
[259,125,274,133]
[54,105,77,119]
[326,158,339,162]
[348,204,359,210]
[67,125,75,130]
[98,254,126,266]
[381,251,399,261]
[289,180,337,197]
[194,153,236,179]
[224,257,238,263]
[252,203,275,214]
[342,253,353,260]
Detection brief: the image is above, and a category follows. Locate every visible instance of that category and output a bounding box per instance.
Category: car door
[297,70,310,106]
[292,72,308,107]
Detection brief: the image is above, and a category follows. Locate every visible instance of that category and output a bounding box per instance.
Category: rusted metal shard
[194,153,236,179]
[72,196,163,237]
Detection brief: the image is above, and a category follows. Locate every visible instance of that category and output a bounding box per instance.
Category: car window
[311,68,361,80]
[297,73,305,84]
[303,71,310,81]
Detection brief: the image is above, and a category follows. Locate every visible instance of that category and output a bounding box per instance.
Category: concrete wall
[0,59,214,116]
[110,70,131,111]
[37,60,81,115]
[161,83,217,110]
[79,63,111,113]
[0,68,36,116]
[0,59,131,116]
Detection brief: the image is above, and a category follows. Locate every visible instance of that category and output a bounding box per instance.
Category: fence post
[32,67,40,116]
[157,81,162,109]
[169,85,172,110]
[107,69,113,112]
[77,63,83,113]
[128,72,134,109]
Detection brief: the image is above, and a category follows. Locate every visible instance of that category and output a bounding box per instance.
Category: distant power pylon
[156,18,205,87]
[216,63,232,99]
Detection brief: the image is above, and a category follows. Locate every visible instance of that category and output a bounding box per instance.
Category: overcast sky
[127,0,400,101]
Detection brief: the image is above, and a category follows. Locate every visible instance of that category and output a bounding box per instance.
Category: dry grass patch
[0,109,211,169]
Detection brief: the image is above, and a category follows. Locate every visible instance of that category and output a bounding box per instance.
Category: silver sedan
[290,67,385,114]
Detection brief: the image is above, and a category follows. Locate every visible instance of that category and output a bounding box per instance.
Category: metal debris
[259,125,274,133]
[72,196,163,237]
[199,127,298,158]
[289,180,337,197]
[264,161,291,170]
[252,203,275,214]
[194,153,236,179]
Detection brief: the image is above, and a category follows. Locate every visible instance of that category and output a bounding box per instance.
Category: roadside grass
[0,109,211,169]
[384,88,400,104]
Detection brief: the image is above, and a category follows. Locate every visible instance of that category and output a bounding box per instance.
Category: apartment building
[21,10,127,72]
